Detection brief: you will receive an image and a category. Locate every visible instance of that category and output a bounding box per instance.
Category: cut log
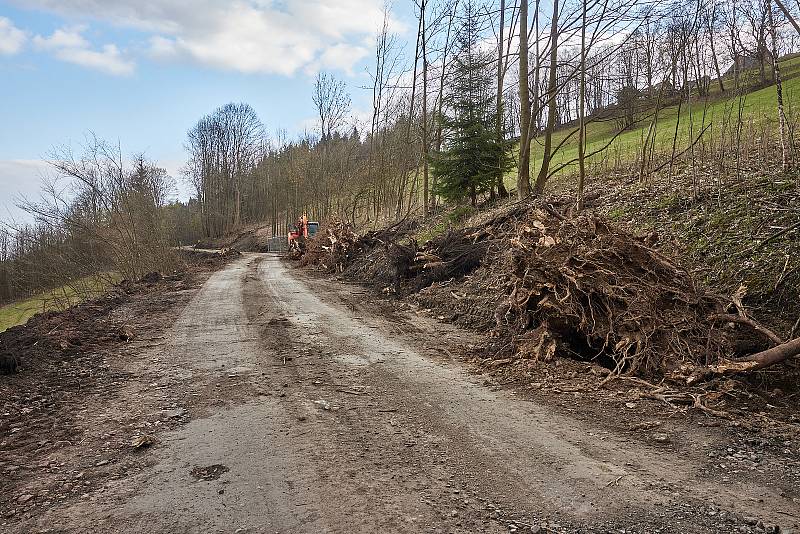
[736,335,800,370]
[709,336,800,375]
[414,253,442,263]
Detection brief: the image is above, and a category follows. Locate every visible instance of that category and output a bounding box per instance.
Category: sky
[0,0,412,224]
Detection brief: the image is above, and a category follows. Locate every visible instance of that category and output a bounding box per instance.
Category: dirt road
[10,254,799,533]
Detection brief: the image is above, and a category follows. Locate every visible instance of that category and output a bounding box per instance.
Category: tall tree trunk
[768,0,791,170]
[577,0,587,211]
[234,178,241,227]
[533,0,559,195]
[432,6,456,212]
[533,3,541,131]
[708,5,725,93]
[407,6,424,144]
[496,0,509,199]
[774,0,800,35]
[517,0,532,199]
[421,0,429,216]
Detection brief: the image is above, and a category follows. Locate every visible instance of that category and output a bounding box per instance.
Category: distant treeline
[4,0,800,306]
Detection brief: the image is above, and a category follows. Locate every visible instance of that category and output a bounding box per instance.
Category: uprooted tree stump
[480,200,794,379]
[382,230,489,294]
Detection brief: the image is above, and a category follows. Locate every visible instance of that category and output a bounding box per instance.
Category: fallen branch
[691,394,731,419]
[739,220,800,256]
[790,315,800,339]
[336,388,368,396]
[708,313,783,346]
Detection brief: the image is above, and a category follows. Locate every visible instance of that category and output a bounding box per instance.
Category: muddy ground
[1,253,798,533]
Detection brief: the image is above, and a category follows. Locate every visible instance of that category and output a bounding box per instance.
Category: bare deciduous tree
[186,103,263,236]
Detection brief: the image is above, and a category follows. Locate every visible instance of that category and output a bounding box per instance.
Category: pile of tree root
[489,202,800,380]
[298,221,361,273]
[385,230,490,293]
[491,208,723,375]
[298,199,800,381]
[298,218,422,283]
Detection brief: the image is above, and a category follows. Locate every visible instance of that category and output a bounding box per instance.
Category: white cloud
[57,43,133,76]
[14,0,401,76]
[33,26,135,76]
[33,26,88,49]
[0,17,27,55]
[316,43,370,75]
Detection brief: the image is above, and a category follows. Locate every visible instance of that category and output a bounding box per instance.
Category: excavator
[287,214,319,252]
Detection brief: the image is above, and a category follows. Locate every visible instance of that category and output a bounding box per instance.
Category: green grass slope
[0,275,119,333]
[509,57,800,189]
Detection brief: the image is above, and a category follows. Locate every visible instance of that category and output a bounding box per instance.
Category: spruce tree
[431,1,512,206]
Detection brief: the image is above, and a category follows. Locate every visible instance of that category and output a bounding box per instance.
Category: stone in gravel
[652,433,671,444]
[130,435,155,449]
[530,527,543,534]
[17,494,33,504]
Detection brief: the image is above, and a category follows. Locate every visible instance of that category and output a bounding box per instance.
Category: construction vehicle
[287,214,319,252]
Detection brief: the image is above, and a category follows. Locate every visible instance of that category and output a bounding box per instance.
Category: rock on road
[27,254,797,533]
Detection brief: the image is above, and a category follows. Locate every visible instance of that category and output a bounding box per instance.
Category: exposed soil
[1,253,797,533]
[194,224,276,252]
[0,250,240,525]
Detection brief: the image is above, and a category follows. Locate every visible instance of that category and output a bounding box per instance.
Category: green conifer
[431,1,512,206]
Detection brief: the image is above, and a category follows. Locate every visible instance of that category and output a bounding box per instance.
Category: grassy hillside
[507,57,800,190]
[0,275,119,333]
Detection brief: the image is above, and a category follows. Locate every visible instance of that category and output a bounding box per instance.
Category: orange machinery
[287,214,319,250]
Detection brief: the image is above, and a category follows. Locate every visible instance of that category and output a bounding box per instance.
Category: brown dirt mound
[194,225,274,252]
[0,292,130,376]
